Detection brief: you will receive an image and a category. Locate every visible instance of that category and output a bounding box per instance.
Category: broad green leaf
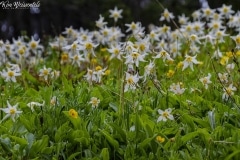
[181,131,198,144]
[42,147,53,154]
[10,136,28,146]
[29,135,49,156]
[100,148,110,160]
[100,129,119,150]
[0,137,11,153]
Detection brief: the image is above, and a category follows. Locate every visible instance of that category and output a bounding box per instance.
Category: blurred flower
[169,82,185,95]
[51,70,60,79]
[182,55,200,71]
[39,66,52,81]
[166,69,175,78]
[96,14,108,29]
[69,109,78,118]
[89,97,100,108]
[218,73,228,83]
[222,84,236,101]
[199,73,212,89]
[0,67,21,83]
[220,56,229,65]
[143,61,155,82]
[160,9,175,22]
[125,51,146,67]
[218,4,234,18]
[124,72,140,92]
[50,96,58,106]
[0,101,22,123]
[157,108,174,122]
[60,52,70,64]
[231,35,240,48]
[70,52,85,67]
[27,101,45,112]
[28,36,43,55]
[94,65,107,83]
[109,6,123,22]
[107,44,123,60]
[84,68,97,84]
[153,49,173,62]
[156,136,165,143]
[79,40,99,58]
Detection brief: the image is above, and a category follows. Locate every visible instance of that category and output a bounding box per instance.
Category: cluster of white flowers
[0,4,239,124]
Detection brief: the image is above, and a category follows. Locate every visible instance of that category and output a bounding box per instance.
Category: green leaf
[22,70,38,85]
[100,129,119,149]
[55,122,71,142]
[139,137,154,148]
[0,137,11,153]
[110,123,126,142]
[197,128,211,147]
[145,124,153,138]
[225,150,240,160]
[42,147,53,154]
[62,76,74,95]
[10,136,28,146]
[181,131,199,144]
[100,148,110,160]
[75,137,89,147]
[29,135,49,156]
[67,152,81,160]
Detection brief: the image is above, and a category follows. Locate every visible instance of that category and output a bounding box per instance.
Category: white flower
[96,14,108,29]
[125,51,146,67]
[160,9,175,22]
[218,4,234,18]
[39,66,52,81]
[107,44,123,60]
[84,68,97,84]
[79,40,99,58]
[1,67,21,82]
[62,41,80,56]
[182,55,200,71]
[125,22,144,35]
[27,101,45,112]
[0,101,22,122]
[93,66,107,83]
[28,36,44,55]
[50,96,58,106]
[89,97,100,108]
[222,84,237,101]
[153,49,173,62]
[124,72,140,92]
[70,53,85,67]
[199,73,212,89]
[157,108,174,122]
[109,6,123,22]
[218,73,228,83]
[169,83,185,95]
[143,61,155,82]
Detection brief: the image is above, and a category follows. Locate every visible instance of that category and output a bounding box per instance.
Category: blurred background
[0,0,239,41]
